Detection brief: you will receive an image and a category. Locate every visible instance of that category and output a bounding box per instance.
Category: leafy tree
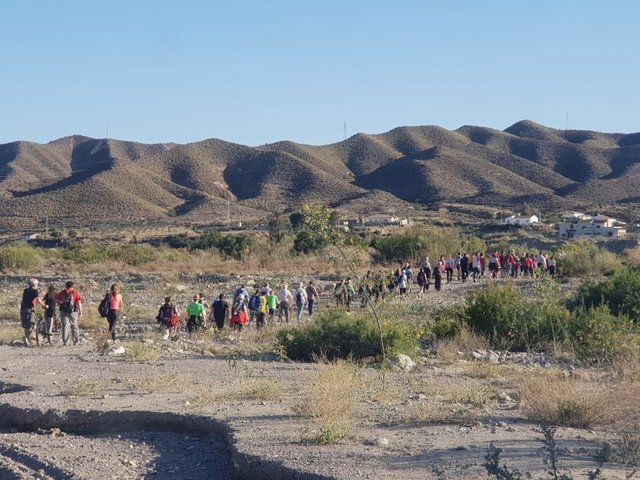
[293,203,338,254]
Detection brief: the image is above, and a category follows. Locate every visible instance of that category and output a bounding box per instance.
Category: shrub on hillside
[554,241,620,277]
[576,266,640,322]
[63,244,110,264]
[372,226,485,264]
[0,244,44,271]
[165,232,252,260]
[63,244,160,266]
[276,308,417,361]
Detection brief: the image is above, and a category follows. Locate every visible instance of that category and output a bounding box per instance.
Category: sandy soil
[0,274,632,480]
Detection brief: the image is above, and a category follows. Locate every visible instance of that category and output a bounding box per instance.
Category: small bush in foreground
[293,361,362,444]
[276,308,417,361]
[124,342,162,361]
[519,375,638,429]
[485,426,608,480]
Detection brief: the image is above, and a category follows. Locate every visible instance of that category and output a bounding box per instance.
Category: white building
[504,214,539,226]
[558,214,626,240]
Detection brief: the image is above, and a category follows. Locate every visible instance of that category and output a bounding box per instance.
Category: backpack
[61,291,75,313]
[249,294,261,311]
[98,294,110,318]
[296,290,303,304]
[232,297,244,316]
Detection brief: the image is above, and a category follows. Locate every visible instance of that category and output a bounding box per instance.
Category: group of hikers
[18,250,557,345]
[156,281,321,337]
[20,279,123,347]
[358,251,558,301]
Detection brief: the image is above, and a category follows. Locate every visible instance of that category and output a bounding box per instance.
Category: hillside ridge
[1,120,638,227]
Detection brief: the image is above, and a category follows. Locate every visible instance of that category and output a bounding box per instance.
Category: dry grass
[62,378,103,397]
[129,374,187,393]
[0,324,22,345]
[123,341,162,361]
[293,361,363,444]
[78,312,106,331]
[460,362,519,380]
[520,375,640,429]
[436,328,490,363]
[94,328,111,354]
[426,377,497,408]
[190,360,283,405]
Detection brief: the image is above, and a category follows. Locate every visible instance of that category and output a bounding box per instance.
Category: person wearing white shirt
[294,282,308,323]
[277,285,293,323]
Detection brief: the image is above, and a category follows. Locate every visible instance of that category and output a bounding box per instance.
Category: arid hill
[1,120,638,227]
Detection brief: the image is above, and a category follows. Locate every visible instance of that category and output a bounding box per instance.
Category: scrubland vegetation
[3,207,640,478]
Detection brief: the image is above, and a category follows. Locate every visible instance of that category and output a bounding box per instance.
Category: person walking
[20,278,46,346]
[230,293,249,332]
[156,296,179,339]
[186,294,205,333]
[41,283,58,344]
[56,281,82,346]
[277,284,293,323]
[211,293,229,331]
[266,290,279,324]
[305,281,319,318]
[294,282,307,323]
[256,290,268,330]
[106,284,124,341]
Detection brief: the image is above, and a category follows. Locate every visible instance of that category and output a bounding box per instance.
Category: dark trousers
[187,315,203,333]
[107,310,119,341]
[308,299,316,316]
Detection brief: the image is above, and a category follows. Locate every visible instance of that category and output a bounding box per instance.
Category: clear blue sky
[2,0,638,146]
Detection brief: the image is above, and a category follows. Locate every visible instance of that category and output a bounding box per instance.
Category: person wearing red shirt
[56,281,83,346]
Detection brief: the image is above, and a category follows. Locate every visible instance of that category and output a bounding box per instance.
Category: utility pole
[343,121,347,141]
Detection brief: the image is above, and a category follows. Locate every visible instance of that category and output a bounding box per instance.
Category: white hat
[28,278,39,287]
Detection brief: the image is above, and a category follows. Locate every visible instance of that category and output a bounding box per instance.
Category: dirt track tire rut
[0,403,334,480]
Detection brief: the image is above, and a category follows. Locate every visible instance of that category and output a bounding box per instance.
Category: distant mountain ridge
[1,120,639,227]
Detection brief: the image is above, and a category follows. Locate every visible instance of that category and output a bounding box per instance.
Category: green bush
[554,241,620,277]
[576,267,640,322]
[372,226,485,264]
[63,244,160,265]
[165,232,252,259]
[464,281,572,351]
[430,305,467,339]
[63,244,110,264]
[0,244,44,271]
[112,244,160,266]
[570,305,640,364]
[276,308,417,361]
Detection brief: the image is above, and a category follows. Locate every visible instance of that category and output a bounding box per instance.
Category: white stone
[497,392,512,403]
[377,437,389,446]
[106,345,125,356]
[390,354,417,372]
